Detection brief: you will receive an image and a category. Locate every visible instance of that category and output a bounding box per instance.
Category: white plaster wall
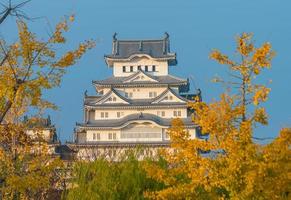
[26,129,52,142]
[85,126,195,143]
[115,87,167,99]
[86,129,121,142]
[94,107,187,120]
[76,146,165,161]
[113,56,168,77]
[120,123,163,142]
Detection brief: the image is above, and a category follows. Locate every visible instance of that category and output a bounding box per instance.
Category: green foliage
[65,153,164,200]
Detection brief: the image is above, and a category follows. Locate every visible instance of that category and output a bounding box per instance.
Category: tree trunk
[0,86,18,124]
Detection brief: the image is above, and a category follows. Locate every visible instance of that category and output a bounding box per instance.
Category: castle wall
[93,108,187,120]
[113,57,168,77]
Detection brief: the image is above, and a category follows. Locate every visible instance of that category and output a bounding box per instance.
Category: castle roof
[76,113,196,130]
[93,71,188,88]
[104,33,177,66]
[84,87,191,108]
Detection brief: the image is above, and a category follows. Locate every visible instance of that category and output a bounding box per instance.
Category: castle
[68,33,200,160]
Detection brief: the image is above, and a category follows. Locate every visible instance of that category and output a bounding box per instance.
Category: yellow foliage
[253,86,271,106]
[144,34,290,199]
[0,17,94,123]
[0,15,93,199]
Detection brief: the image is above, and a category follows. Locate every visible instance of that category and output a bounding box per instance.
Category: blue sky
[1,0,291,142]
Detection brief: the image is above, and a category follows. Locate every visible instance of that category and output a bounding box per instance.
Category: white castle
[69,33,201,160]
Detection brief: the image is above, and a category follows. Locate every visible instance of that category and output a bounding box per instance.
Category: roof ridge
[115,39,164,43]
[93,89,130,105]
[111,88,131,104]
[167,74,187,82]
[151,87,188,104]
[150,88,169,103]
[122,70,158,83]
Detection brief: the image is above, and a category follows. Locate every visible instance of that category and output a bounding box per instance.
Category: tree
[65,152,163,200]
[0,0,32,25]
[144,33,290,199]
[0,18,94,123]
[0,8,94,199]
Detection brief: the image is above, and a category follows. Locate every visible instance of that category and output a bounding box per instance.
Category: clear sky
[1,0,291,142]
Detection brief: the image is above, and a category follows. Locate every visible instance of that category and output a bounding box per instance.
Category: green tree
[65,152,164,200]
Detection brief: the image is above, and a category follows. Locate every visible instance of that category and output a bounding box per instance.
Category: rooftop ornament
[163,32,169,54]
[113,32,117,41]
[164,32,169,40]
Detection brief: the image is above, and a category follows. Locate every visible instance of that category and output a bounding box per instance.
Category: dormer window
[145,65,148,72]
[123,66,126,72]
[130,66,133,72]
[152,65,156,71]
[149,92,157,98]
[138,65,141,70]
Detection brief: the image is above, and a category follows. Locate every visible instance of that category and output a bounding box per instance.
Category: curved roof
[76,113,196,130]
[84,87,190,108]
[104,34,177,66]
[93,73,188,87]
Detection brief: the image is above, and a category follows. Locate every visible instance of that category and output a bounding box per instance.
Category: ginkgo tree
[144,33,290,200]
[0,12,94,199]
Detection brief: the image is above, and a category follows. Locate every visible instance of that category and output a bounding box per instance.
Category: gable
[95,90,129,105]
[123,71,158,83]
[152,89,187,104]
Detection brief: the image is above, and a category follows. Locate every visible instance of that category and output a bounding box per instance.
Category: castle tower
[69,33,199,160]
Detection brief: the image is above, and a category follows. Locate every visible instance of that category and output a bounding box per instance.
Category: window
[138,65,141,70]
[112,97,116,101]
[101,112,109,118]
[130,66,133,72]
[145,65,148,72]
[93,133,96,140]
[108,133,116,140]
[152,65,156,71]
[97,133,100,140]
[157,111,165,117]
[117,112,124,118]
[174,110,181,117]
[149,92,157,98]
[125,92,132,98]
[169,96,173,100]
[123,66,126,72]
